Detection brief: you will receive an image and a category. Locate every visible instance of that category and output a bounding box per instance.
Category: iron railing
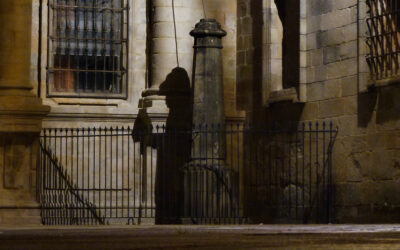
[244,122,337,223]
[38,122,337,225]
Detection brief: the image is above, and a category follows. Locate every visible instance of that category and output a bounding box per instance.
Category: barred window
[366,0,400,81]
[47,0,128,98]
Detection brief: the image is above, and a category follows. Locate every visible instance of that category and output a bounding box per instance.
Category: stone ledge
[0,207,41,226]
[266,87,299,105]
[368,74,400,88]
[0,95,50,133]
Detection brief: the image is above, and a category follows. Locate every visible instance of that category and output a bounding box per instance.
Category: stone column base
[0,95,50,226]
[0,207,41,226]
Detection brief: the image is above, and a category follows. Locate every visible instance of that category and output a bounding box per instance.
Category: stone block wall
[0,135,42,225]
[22,0,243,225]
[238,0,400,223]
[31,0,241,126]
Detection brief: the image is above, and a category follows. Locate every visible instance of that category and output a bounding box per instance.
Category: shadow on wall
[250,0,263,119]
[376,84,400,123]
[358,84,400,127]
[357,88,377,128]
[159,67,193,129]
[133,67,193,223]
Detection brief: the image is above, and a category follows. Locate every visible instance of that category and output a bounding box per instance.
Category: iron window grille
[366,0,400,81]
[46,0,129,98]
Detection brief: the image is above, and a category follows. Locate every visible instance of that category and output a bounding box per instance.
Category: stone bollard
[182,19,238,223]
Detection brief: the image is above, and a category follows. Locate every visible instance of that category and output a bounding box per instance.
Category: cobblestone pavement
[1,225,400,249]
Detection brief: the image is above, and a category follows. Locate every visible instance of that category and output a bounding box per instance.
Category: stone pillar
[140,0,200,118]
[190,19,227,162]
[0,0,50,225]
[183,19,235,223]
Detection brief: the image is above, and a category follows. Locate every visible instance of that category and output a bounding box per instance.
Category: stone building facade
[1,0,400,224]
[238,0,400,223]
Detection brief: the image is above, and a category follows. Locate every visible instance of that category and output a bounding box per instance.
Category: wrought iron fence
[38,122,337,225]
[243,122,337,224]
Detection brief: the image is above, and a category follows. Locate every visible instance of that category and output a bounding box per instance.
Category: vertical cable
[172,0,179,67]
[202,0,207,19]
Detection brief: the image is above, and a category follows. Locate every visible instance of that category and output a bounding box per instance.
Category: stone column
[190,19,227,162]
[0,0,50,225]
[140,0,200,118]
[183,19,236,223]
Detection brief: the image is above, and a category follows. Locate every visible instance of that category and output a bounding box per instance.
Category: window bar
[383,0,391,78]
[390,0,395,74]
[389,0,394,75]
[368,1,382,79]
[48,0,127,97]
[380,0,387,78]
[385,0,391,78]
[374,0,385,79]
[110,0,115,93]
[392,0,399,74]
[69,0,75,93]
[125,0,129,98]
[93,0,97,92]
[102,1,106,93]
[84,0,89,92]
[119,0,125,94]
[47,0,53,92]
[60,0,66,91]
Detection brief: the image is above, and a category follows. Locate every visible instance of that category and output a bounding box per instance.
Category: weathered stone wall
[238,0,400,223]
[21,0,241,225]
[30,0,240,128]
[0,0,50,225]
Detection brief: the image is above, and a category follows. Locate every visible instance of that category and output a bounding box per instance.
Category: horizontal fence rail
[38,122,337,225]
